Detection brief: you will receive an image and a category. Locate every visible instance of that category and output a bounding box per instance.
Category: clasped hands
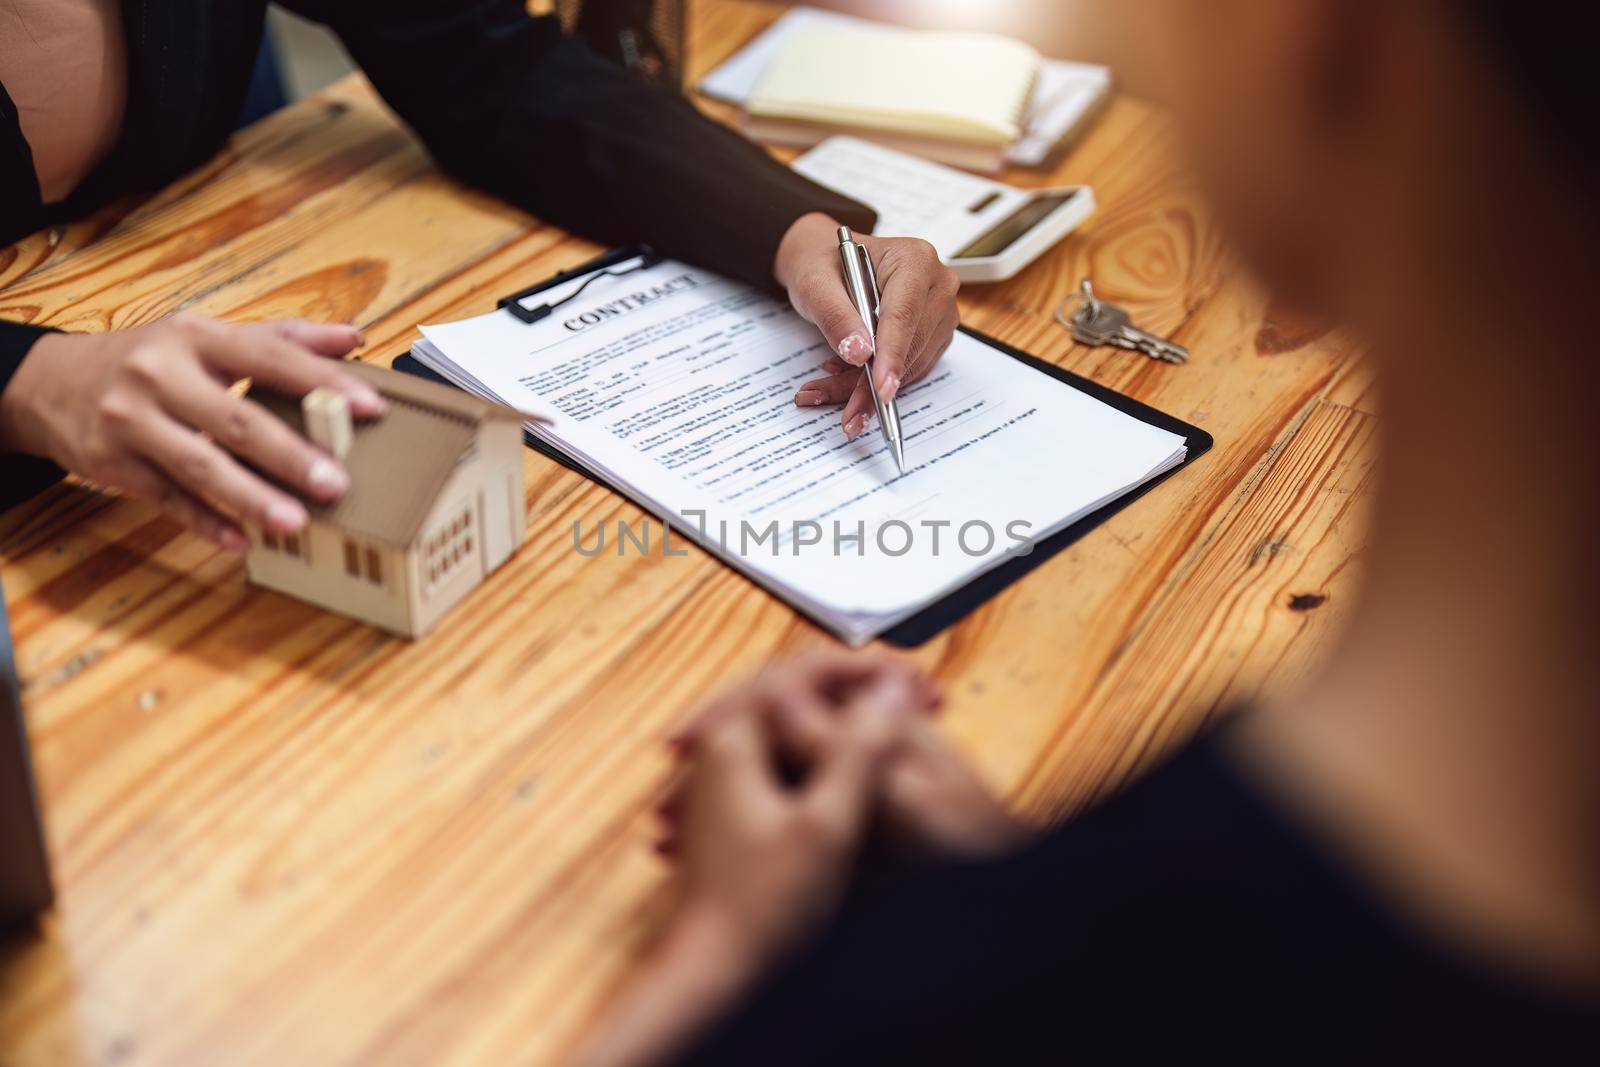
[655,650,1029,985]
[567,651,1026,1067]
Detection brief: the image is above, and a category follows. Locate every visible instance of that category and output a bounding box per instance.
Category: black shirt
[675,727,1598,1065]
[0,0,873,506]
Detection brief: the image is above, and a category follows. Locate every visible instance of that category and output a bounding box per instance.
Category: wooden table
[0,2,1376,1063]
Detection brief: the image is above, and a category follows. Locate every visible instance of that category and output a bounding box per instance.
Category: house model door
[479,474,516,572]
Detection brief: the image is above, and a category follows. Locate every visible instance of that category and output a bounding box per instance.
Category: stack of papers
[700,6,1113,171]
[410,256,1185,645]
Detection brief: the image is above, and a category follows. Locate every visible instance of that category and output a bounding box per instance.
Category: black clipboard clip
[497,246,662,324]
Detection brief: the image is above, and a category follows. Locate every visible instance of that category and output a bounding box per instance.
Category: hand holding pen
[836,226,907,473]
[772,212,962,445]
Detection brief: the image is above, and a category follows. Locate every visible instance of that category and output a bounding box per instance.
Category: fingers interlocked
[658,650,941,856]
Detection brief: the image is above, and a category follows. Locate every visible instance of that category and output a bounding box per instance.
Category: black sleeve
[660,736,1549,1067]
[278,0,876,291]
[661,745,1253,1067]
[0,321,66,508]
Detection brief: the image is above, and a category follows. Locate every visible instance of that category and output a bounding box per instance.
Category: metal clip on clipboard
[496,248,662,324]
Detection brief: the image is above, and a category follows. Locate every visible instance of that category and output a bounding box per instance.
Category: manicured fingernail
[878,372,900,401]
[307,457,350,497]
[845,413,867,439]
[838,332,873,365]
[267,499,308,531]
[795,389,826,406]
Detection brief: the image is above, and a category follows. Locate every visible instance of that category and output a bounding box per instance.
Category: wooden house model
[245,361,525,638]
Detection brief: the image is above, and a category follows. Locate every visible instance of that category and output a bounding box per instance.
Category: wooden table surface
[0,2,1376,1064]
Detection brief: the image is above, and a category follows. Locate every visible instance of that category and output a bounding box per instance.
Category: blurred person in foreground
[570,1,1600,1063]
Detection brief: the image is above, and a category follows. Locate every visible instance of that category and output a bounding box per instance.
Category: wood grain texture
[0,2,1376,1064]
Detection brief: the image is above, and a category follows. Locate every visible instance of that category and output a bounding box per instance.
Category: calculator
[792,137,1096,284]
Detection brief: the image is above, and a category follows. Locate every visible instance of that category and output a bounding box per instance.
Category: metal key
[1057,279,1190,364]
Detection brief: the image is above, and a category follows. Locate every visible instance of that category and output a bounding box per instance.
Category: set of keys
[1055,278,1190,364]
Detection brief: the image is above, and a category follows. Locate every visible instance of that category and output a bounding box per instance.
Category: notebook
[701,6,1112,171]
[406,252,1190,646]
[749,27,1038,147]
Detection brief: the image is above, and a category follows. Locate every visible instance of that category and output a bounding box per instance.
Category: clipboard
[393,247,1213,647]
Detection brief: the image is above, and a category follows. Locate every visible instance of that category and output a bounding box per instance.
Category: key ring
[1053,277,1101,331]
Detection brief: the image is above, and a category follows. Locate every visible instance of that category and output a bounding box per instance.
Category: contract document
[411,254,1186,644]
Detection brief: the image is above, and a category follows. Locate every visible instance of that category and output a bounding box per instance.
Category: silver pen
[836,226,906,475]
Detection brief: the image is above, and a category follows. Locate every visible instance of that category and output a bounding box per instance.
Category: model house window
[423,506,474,596]
[339,537,384,585]
[261,528,308,562]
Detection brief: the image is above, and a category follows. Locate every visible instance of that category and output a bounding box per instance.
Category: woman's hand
[774,212,961,440]
[0,315,385,549]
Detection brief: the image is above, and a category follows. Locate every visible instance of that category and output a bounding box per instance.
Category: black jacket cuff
[0,321,67,509]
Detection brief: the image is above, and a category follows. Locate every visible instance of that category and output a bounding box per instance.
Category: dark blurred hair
[1462,3,1597,173]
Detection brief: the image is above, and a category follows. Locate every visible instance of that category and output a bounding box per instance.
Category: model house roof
[252,360,520,546]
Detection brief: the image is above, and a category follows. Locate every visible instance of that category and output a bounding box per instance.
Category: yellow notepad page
[747,27,1040,147]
